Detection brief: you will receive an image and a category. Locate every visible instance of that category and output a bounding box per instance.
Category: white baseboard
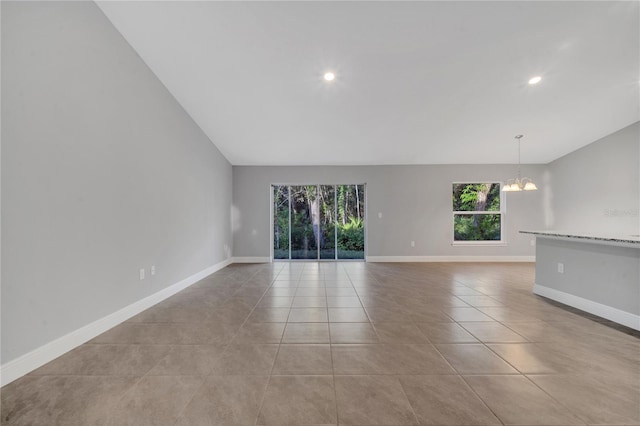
[0,258,232,387]
[233,257,271,263]
[230,256,535,263]
[534,284,640,331]
[366,255,535,263]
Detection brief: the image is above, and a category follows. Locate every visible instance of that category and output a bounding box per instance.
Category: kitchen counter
[522,230,640,330]
[520,230,640,248]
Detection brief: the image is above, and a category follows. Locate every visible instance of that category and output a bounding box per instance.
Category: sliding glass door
[319,185,336,259]
[290,186,317,260]
[273,185,290,260]
[272,184,365,260]
[337,184,365,260]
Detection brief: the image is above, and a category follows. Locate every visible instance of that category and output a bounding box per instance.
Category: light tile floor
[2,262,639,425]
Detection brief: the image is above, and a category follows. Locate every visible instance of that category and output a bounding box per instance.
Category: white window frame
[452,182,506,246]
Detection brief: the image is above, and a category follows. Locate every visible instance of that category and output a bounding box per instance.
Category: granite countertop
[520,230,640,246]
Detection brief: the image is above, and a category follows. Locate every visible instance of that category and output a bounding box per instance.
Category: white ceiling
[97,1,639,165]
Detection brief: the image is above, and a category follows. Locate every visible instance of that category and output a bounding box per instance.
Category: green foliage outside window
[452,183,502,241]
[337,217,364,251]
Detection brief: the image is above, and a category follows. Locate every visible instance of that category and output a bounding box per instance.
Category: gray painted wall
[232,165,545,258]
[546,122,640,235]
[535,238,639,315]
[1,2,232,363]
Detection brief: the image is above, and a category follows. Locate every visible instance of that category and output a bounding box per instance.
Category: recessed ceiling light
[528,76,542,85]
[323,72,335,82]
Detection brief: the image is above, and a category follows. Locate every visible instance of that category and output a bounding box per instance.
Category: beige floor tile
[399,375,501,425]
[529,374,640,424]
[488,343,579,374]
[177,375,269,425]
[296,281,326,288]
[292,296,328,308]
[264,287,297,297]
[358,295,397,307]
[457,295,504,307]
[327,296,362,307]
[325,280,355,288]
[330,323,380,343]
[464,375,584,425]
[415,322,479,343]
[89,322,237,345]
[459,321,528,343]
[147,344,226,375]
[210,344,279,374]
[373,322,430,343]
[433,295,472,307]
[128,305,220,323]
[232,322,285,344]
[328,307,369,322]
[272,344,333,374]
[270,281,298,289]
[257,376,337,425]
[107,375,202,425]
[295,287,326,297]
[436,344,519,374]
[409,309,455,322]
[335,375,418,425]
[502,321,573,343]
[326,287,358,297]
[233,287,268,298]
[247,307,291,323]
[30,344,171,376]
[476,306,546,322]
[444,307,496,322]
[224,296,261,310]
[207,306,253,325]
[332,344,455,374]
[365,306,414,322]
[282,323,330,343]
[451,286,484,296]
[1,375,137,426]
[256,297,294,308]
[288,307,329,322]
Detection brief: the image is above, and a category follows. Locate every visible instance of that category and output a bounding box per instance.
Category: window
[452,183,503,243]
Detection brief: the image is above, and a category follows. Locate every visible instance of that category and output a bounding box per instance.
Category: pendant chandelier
[502,134,538,192]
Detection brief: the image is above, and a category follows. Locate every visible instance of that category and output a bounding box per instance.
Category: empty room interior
[2,1,640,425]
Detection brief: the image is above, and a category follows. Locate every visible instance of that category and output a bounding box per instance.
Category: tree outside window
[452,183,503,242]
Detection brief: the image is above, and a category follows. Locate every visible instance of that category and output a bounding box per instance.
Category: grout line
[457,374,507,426]
[326,264,340,425]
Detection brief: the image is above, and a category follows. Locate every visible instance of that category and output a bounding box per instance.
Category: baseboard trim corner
[0,257,232,387]
[533,283,640,331]
[366,255,535,263]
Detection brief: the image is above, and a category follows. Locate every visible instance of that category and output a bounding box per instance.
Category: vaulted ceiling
[97,1,639,165]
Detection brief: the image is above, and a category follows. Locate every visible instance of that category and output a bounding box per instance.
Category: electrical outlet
[557,263,564,274]
[530,239,536,246]
[411,241,415,247]
[378,212,383,219]
[151,265,156,276]
[139,268,145,280]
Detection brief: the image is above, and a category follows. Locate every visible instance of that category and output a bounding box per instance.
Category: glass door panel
[273,185,290,260]
[290,185,318,260]
[337,184,365,259]
[319,185,336,259]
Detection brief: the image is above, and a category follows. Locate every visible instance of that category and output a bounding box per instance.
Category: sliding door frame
[269,183,367,262]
